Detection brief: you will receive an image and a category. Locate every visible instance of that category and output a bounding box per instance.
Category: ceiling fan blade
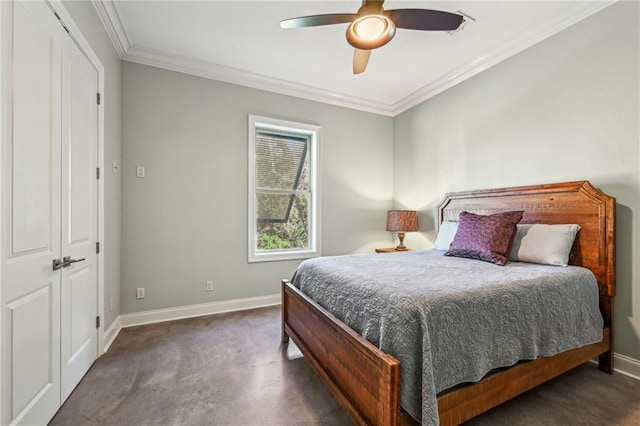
[353,49,371,74]
[280,13,357,29]
[384,9,464,31]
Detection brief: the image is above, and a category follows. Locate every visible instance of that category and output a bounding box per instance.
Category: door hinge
[48,7,69,34]
[96,316,100,328]
[96,167,100,179]
[96,242,100,254]
[97,93,101,105]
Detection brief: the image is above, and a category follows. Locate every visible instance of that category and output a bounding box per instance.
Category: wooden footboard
[283,277,612,426]
[282,279,401,426]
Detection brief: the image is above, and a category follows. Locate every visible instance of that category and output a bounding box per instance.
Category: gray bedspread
[290,250,603,425]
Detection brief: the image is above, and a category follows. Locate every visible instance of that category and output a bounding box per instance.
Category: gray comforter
[290,250,603,425]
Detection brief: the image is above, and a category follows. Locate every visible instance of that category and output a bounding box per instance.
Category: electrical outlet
[206,280,214,292]
[109,297,114,312]
[136,287,145,299]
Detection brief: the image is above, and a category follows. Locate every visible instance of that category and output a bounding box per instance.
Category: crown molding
[93,0,617,117]
[122,45,396,116]
[92,0,131,58]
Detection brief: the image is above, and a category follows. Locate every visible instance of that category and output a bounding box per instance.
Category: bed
[281,181,615,426]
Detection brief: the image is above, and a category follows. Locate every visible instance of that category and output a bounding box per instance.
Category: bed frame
[281,181,615,426]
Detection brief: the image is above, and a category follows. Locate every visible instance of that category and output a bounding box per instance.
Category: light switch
[136,166,145,178]
[112,161,119,175]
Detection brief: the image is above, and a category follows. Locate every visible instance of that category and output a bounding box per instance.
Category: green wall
[394,1,640,362]
[120,62,394,314]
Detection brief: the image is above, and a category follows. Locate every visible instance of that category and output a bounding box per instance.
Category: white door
[1,1,100,423]
[1,0,62,424]
[60,32,99,401]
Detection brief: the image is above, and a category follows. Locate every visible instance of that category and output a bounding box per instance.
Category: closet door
[1,0,62,424]
[1,0,100,423]
[60,32,99,401]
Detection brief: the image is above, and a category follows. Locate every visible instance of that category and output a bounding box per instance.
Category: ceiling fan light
[346,15,395,50]
[355,16,385,40]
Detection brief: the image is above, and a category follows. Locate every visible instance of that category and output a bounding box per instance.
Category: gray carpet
[50,306,640,426]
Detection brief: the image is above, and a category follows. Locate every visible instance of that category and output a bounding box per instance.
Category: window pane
[255,133,308,191]
[256,194,309,250]
[256,193,294,223]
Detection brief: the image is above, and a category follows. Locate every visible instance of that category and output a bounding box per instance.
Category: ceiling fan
[280,0,465,74]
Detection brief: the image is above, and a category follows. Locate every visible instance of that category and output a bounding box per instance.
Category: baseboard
[119,294,281,328]
[102,316,122,353]
[614,352,640,381]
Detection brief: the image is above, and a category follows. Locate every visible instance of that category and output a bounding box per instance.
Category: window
[248,115,321,262]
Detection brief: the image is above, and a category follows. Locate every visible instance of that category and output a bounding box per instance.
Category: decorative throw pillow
[433,221,459,251]
[445,210,524,265]
[509,224,581,266]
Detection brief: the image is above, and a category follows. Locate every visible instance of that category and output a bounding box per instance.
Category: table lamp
[386,210,418,251]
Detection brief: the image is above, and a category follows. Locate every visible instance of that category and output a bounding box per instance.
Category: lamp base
[395,232,408,251]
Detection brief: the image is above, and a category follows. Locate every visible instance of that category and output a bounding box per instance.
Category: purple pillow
[445,211,524,265]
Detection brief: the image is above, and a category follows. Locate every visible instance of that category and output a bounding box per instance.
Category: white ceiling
[93,0,615,116]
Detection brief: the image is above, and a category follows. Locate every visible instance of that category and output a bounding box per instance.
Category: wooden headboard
[436,181,616,297]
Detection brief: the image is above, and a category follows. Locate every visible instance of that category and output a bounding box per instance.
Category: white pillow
[433,221,458,251]
[509,224,581,266]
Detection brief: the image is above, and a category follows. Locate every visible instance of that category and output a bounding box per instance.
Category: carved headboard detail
[436,181,616,296]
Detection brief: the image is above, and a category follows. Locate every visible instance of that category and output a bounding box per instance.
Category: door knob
[62,256,86,268]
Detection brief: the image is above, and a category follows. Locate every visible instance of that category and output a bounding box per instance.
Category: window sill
[248,249,320,263]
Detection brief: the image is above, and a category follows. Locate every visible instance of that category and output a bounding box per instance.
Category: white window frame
[248,115,321,263]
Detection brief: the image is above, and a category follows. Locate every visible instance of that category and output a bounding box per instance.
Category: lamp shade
[386,210,418,232]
